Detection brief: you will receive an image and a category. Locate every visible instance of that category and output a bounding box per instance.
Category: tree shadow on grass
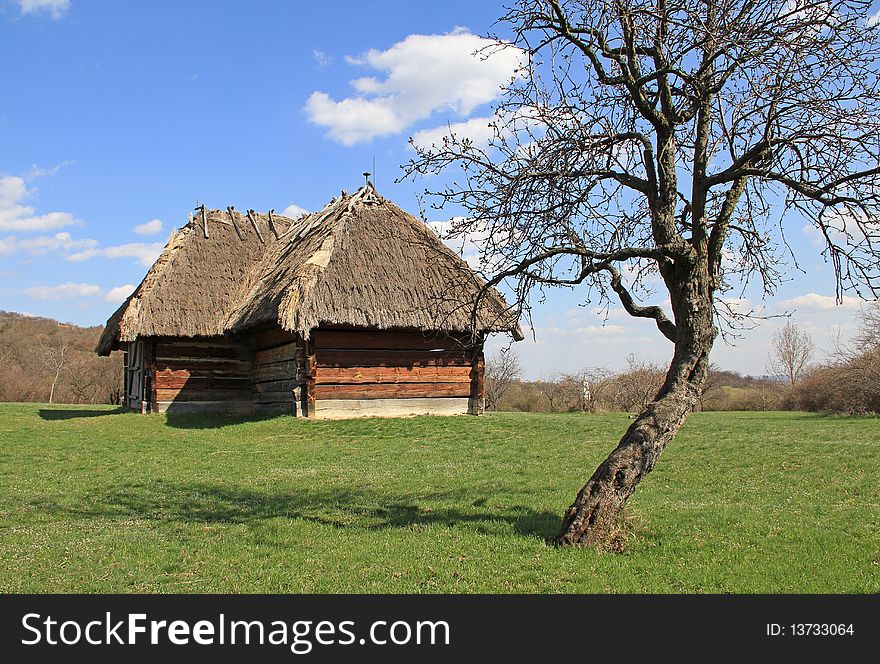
[44,480,561,542]
[38,407,128,420]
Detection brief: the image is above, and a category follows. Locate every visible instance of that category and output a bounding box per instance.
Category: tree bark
[556,264,716,546]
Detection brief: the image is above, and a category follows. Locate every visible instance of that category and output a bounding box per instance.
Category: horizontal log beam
[252,379,299,394]
[155,376,210,390]
[313,329,472,351]
[316,349,472,369]
[315,365,472,384]
[248,327,298,350]
[156,387,251,402]
[157,400,253,414]
[251,360,297,383]
[154,358,251,373]
[155,342,243,359]
[314,397,470,419]
[251,394,295,404]
[314,382,471,399]
[253,342,300,366]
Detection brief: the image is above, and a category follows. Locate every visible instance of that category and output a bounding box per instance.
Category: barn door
[126,339,145,411]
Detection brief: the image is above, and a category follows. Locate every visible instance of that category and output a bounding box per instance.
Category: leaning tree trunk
[556,266,716,547]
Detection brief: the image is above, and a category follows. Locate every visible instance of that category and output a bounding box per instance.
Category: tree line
[0,311,122,405]
[485,351,783,414]
[486,304,880,416]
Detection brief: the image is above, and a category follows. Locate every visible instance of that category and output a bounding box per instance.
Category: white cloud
[26,161,72,179]
[779,292,861,311]
[26,282,100,300]
[571,324,626,336]
[305,28,524,145]
[0,232,97,256]
[17,0,69,19]
[870,10,880,27]
[133,218,163,235]
[67,241,165,267]
[0,176,28,204]
[427,216,495,270]
[282,204,309,218]
[587,306,640,322]
[0,175,78,232]
[802,210,879,250]
[717,296,756,318]
[105,284,134,304]
[305,93,402,146]
[803,222,838,248]
[313,49,332,67]
[411,116,497,150]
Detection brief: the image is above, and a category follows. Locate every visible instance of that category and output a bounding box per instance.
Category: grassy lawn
[0,403,877,593]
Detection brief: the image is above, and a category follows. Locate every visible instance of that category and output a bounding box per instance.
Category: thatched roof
[97,185,521,355]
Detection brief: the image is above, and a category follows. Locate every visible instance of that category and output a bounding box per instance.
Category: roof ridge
[345,182,384,211]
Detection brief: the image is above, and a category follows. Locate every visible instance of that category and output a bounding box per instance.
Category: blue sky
[1,0,874,378]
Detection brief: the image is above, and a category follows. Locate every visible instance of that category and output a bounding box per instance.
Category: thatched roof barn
[97,184,520,418]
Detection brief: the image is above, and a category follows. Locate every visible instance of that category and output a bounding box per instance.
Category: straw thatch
[97,184,521,355]
[96,209,293,355]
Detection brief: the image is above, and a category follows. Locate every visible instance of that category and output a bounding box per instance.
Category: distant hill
[0,311,121,405]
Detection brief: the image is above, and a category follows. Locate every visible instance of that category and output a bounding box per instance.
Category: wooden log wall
[247,326,304,415]
[145,328,485,418]
[152,338,251,413]
[311,329,481,417]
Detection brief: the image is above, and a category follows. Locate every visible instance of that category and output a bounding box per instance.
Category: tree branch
[605,265,677,342]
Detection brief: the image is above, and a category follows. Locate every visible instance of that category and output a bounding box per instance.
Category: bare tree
[850,301,880,357]
[767,320,814,386]
[38,332,70,404]
[827,301,880,411]
[0,319,11,366]
[538,374,570,411]
[407,0,880,545]
[485,347,523,410]
[66,360,100,403]
[560,367,614,412]
[755,382,782,412]
[609,355,666,412]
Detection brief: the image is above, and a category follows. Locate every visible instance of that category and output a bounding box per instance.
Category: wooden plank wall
[311,329,481,417]
[248,327,304,415]
[152,338,251,413]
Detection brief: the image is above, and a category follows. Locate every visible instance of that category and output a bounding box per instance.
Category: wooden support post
[200,205,208,238]
[246,209,265,243]
[227,206,244,240]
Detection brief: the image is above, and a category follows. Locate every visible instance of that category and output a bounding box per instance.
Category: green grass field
[0,403,877,593]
